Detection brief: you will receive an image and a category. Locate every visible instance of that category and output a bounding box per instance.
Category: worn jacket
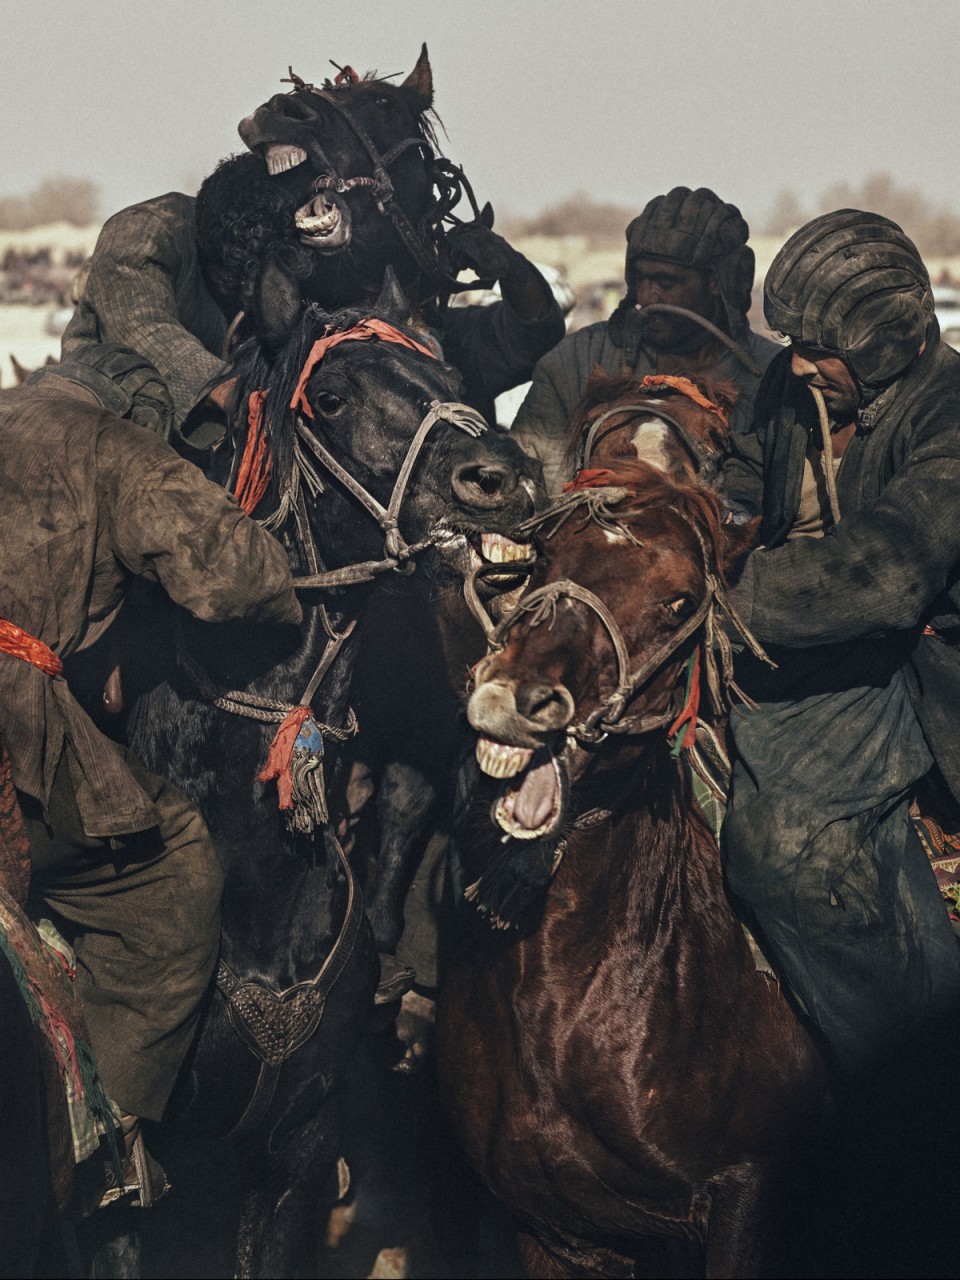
[722,329,960,798]
[511,306,781,494]
[0,378,302,837]
[61,192,564,431]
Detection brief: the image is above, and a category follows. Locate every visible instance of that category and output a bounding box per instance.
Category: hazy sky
[2,1,956,232]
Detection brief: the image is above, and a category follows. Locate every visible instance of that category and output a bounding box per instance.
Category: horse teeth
[475,737,532,779]
[479,533,533,565]
[265,144,308,176]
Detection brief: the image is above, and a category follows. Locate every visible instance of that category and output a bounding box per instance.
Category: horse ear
[400,43,433,112]
[374,266,410,323]
[253,251,302,355]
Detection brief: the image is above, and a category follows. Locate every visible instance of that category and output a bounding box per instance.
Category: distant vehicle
[934,286,960,351]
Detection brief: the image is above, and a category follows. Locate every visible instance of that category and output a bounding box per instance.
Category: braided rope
[212,690,358,741]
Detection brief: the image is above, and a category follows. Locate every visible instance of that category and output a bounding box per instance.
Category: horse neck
[551,747,727,952]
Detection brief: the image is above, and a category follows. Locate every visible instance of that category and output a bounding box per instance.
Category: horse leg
[364,761,439,957]
[235,1120,344,1279]
[703,1166,779,1279]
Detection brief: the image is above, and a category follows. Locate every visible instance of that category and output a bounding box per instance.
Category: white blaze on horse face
[627,415,684,477]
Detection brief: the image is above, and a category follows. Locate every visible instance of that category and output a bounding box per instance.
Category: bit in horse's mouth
[476,740,565,839]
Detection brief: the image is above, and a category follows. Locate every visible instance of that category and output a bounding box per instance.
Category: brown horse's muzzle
[468,675,574,749]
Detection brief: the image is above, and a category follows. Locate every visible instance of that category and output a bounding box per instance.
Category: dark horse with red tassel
[437,461,825,1278]
[72,259,542,1278]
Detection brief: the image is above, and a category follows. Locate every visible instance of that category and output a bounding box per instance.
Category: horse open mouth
[295,193,352,251]
[468,532,535,594]
[476,740,566,840]
[265,143,308,175]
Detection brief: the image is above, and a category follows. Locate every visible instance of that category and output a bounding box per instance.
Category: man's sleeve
[731,401,960,647]
[443,299,565,406]
[718,350,789,517]
[510,348,578,495]
[69,203,228,426]
[101,421,301,626]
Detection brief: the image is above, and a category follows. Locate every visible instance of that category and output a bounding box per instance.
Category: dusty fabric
[20,747,223,1121]
[721,331,960,801]
[511,313,780,494]
[723,655,960,1076]
[0,377,301,837]
[720,325,960,1071]
[57,191,563,434]
[61,193,230,429]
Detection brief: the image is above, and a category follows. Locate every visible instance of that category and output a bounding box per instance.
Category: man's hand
[205,376,237,415]
[446,206,555,322]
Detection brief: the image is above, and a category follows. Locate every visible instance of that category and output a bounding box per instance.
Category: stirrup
[99,1130,170,1210]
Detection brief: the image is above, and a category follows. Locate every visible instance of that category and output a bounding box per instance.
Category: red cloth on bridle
[290,319,438,418]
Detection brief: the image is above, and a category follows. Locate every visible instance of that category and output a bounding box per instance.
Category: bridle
[241,319,491,590]
[487,486,771,747]
[281,73,486,295]
[288,397,489,591]
[208,321,498,798]
[577,380,728,487]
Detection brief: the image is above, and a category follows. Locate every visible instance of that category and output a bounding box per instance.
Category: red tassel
[256,706,312,810]
[234,390,272,515]
[668,647,702,753]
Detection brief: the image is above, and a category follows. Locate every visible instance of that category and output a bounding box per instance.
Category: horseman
[48,47,563,447]
[719,213,960,1237]
[511,185,781,493]
[0,373,302,1206]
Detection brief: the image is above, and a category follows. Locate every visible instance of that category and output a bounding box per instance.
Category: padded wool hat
[764,209,934,387]
[625,187,755,335]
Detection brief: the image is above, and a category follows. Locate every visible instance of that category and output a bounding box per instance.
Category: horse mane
[563,369,739,469]
[571,458,738,584]
[229,301,360,491]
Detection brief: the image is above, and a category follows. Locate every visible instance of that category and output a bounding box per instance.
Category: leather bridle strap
[580,402,721,485]
[292,398,486,574]
[303,87,470,290]
[215,830,363,1142]
[491,575,712,745]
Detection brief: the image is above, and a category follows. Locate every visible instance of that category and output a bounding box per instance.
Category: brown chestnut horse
[563,370,738,489]
[436,463,824,1278]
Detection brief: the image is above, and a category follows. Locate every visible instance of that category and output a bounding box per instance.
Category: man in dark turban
[512,186,780,492]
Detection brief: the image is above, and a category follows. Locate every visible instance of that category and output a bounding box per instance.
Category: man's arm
[731,401,960,646]
[64,197,229,428]
[102,420,301,627]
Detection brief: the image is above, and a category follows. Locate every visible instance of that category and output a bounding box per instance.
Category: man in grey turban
[511,186,780,492]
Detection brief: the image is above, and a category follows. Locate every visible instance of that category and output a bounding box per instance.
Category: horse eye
[314,392,345,415]
[665,594,695,621]
[374,95,395,110]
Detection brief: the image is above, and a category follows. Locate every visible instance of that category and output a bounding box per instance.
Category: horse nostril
[452,461,518,509]
[516,682,574,731]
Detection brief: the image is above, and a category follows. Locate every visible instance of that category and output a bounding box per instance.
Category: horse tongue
[512,752,559,831]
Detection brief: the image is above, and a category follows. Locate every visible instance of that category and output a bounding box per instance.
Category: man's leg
[21,749,223,1122]
[722,666,960,1075]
